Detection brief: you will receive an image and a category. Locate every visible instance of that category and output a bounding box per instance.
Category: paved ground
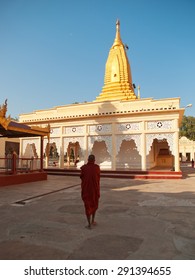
[0,167,195,260]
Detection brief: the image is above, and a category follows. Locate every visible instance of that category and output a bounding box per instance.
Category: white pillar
[84,124,88,163]
[45,137,49,168]
[141,121,146,171]
[174,131,180,171]
[141,133,146,171]
[111,122,116,170]
[20,138,23,156]
[173,119,180,171]
[59,135,64,168]
[191,146,195,161]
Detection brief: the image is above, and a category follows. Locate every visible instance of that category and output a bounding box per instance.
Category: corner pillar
[85,125,88,163]
[40,136,44,171]
[112,123,116,170]
[174,131,180,171]
[141,133,147,171]
[59,135,64,168]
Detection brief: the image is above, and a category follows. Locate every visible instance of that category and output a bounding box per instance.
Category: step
[44,169,182,179]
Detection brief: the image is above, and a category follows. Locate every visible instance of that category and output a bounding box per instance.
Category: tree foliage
[179,115,195,141]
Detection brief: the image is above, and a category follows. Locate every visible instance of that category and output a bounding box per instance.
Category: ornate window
[147,120,173,130]
[64,126,84,134]
[50,127,60,135]
[89,124,111,134]
[97,125,102,131]
[157,122,163,128]
[117,122,140,132]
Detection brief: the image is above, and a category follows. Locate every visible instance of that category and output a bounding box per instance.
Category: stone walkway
[0,168,195,260]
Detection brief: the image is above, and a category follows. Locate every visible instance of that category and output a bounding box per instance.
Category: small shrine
[0,99,50,186]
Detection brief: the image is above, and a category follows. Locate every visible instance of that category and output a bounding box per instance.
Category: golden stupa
[96,20,137,101]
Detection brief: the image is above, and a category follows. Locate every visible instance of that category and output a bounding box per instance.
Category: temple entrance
[91,140,111,169]
[45,142,59,167]
[116,139,141,170]
[65,142,80,167]
[147,138,174,169]
[23,143,38,158]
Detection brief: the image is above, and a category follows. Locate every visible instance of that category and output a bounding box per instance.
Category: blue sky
[0,0,195,118]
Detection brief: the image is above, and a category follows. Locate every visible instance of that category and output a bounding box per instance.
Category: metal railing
[0,156,42,174]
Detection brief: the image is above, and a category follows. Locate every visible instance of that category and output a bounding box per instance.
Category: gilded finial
[0,99,8,118]
[116,19,120,30]
[113,19,122,47]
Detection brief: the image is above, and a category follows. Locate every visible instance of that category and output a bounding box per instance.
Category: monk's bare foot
[92,221,97,226]
[85,225,92,230]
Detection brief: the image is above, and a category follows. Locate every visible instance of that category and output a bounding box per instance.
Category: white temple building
[19,21,185,172]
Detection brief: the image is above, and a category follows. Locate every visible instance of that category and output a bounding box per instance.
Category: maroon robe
[80,161,100,216]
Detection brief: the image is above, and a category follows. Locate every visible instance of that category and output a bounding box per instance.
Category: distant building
[179,136,195,161]
[19,20,185,172]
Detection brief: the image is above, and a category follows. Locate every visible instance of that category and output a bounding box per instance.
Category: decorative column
[58,126,63,168]
[59,136,64,168]
[44,137,49,168]
[191,145,195,162]
[141,133,146,171]
[174,131,180,172]
[112,122,116,170]
[20,139,23,157]
[84,124,88,163]
[40,136,44,171]
[173,118,179,171]
[140,121,146,171]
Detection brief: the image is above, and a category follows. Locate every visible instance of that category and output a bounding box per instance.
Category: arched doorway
[116,139,141,170]
[45,142,59,167]
[147,138,174,169]
[24,143,38,158]
[66,142,81,167]
[88,136,112,169]
[91,140,111,168]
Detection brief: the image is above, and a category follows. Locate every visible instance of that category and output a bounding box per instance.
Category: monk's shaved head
[88,154,95,162]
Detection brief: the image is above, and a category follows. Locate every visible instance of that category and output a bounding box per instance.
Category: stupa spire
[95,20,137,102]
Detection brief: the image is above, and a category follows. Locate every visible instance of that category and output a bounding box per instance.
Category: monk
[80,154,100,229]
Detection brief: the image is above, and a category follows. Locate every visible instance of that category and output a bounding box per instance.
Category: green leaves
[180,115,195,140]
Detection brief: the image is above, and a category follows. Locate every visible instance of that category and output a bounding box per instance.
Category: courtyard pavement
[0,167,195,260]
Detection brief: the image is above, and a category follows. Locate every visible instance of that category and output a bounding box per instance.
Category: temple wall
[0,138,20,157]
[0,139,5,157]
[19,97,181,124]
[21,119,177,170]
[18,96,183,171]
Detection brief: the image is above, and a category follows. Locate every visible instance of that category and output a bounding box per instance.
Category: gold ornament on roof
[0,99,11,129]
[0,99,8,118]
